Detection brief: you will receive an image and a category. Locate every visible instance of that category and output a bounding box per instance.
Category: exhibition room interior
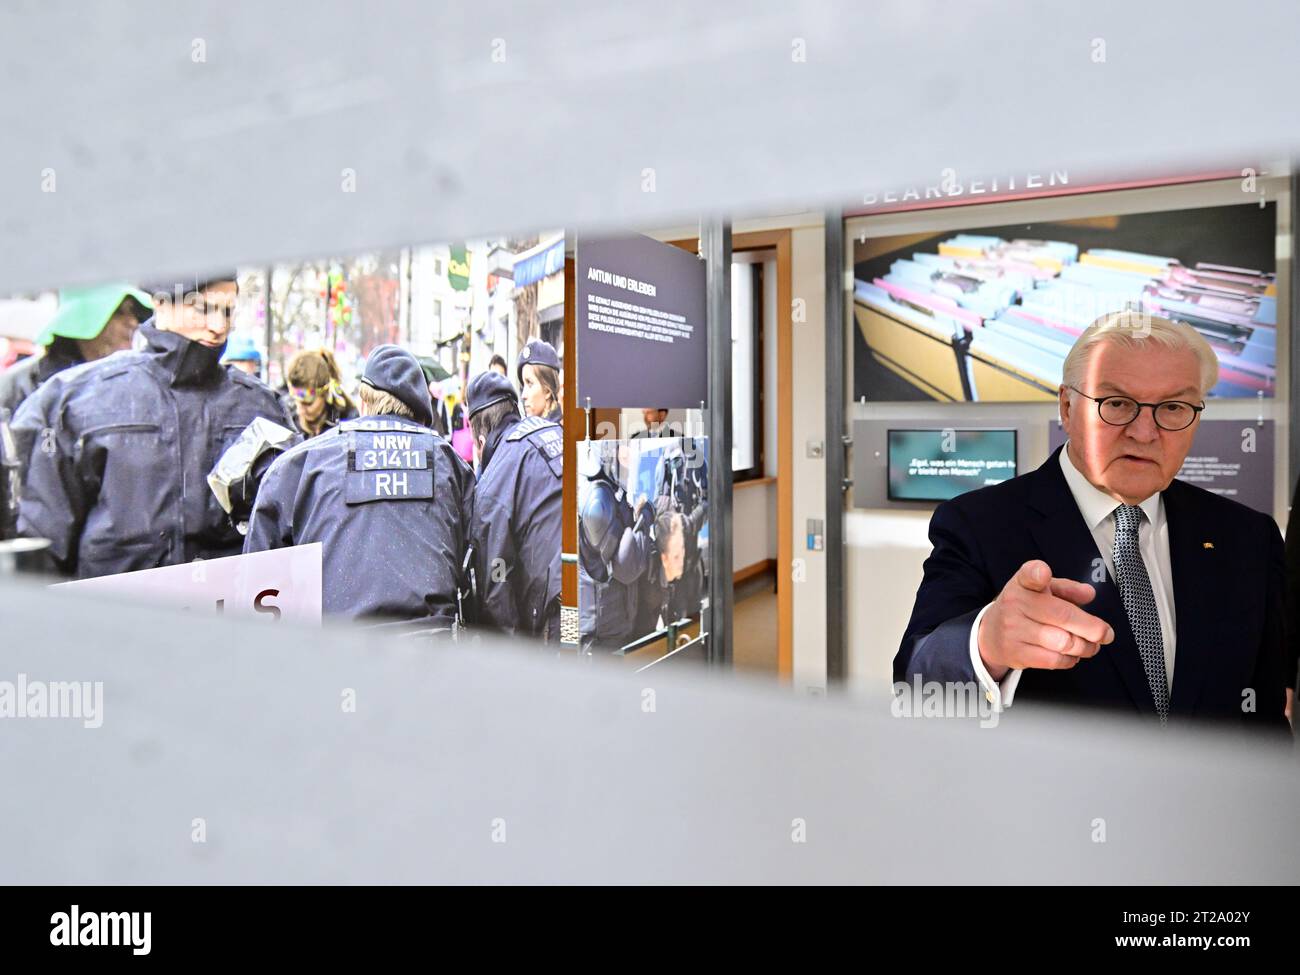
[1,167,1292,699]
[573,168,1292,696]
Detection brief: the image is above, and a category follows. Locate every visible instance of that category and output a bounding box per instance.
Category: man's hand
[633,495,653,534]
[977,559,1115,681]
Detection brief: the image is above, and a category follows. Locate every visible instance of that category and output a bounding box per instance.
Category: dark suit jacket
[895,447,1290,731]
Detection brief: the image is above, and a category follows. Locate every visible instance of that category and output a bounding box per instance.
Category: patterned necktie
[1112,504,1169,725]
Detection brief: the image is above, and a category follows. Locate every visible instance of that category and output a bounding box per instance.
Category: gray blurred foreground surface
[0,577,1295,884]
[1,0,1298,292]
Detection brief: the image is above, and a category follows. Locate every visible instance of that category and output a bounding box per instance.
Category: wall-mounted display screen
[852,202,1277,403]
[887,428,1018,502]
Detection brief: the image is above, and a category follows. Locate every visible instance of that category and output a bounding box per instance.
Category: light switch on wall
[806,518,824,551]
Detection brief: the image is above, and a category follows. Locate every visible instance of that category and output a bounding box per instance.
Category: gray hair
[1061,311,1218,398]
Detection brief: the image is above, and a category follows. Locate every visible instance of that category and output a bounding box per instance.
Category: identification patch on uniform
[536,428,563,478]
[346,430,435,503]
[350,430,433,471]
[536,428,562,459]
[507,416,563,478]
[345,468,434,503]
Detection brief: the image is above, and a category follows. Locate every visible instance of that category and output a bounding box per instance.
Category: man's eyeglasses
[1066,385,1204,432]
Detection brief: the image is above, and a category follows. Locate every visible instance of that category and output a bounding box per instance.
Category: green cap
[36,284,152,346]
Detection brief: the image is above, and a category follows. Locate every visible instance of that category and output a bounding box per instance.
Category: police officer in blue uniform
[12,271,295,578]
[577,441,652,654]
[1,407,23,540]
[244,345,475,626]
[464,369,562,640]
[516,339,563,425]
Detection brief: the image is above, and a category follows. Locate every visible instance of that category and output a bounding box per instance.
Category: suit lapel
[1026,449,1156,714]
[1164,481,1215,715]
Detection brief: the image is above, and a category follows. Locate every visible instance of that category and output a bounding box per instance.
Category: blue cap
[222,334,262,365]
[516,339,560,384]
[466,369,519,419]
[360,344,433,426]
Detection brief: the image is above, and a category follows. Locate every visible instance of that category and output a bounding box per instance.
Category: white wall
[733,253,779,574]
[733,484,774,570]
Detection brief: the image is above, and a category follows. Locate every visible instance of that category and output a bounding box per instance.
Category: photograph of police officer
[577,440,649,654]
[516,339,562,425]
[244,345,474,627]
[463,369,562,641]
[577,436,708,655]
[10,271,295,578]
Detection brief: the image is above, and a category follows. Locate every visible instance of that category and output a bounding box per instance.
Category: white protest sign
[55,544,322,625]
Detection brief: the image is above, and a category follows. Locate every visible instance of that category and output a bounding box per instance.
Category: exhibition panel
[852,201,1277,404]
[571,231,725,667]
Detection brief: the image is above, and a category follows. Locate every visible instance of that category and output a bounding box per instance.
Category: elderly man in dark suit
[896,311,1289,731]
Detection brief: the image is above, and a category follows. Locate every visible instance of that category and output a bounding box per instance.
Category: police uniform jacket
[13,322,295,578]
[244,414,474,624]
[578,472,650,647]
[0,339,84,419]
[471,413,562,638]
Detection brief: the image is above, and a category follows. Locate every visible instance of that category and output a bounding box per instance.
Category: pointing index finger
[1049,576,1096,607]
[1027,588,1115,645]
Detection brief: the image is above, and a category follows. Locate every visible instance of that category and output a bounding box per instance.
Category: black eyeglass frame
[1065,385,1205,432]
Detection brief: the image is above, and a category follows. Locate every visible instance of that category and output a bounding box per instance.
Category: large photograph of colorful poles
[851,202,1277,402]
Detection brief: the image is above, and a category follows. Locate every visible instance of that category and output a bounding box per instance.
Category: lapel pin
[1202,541,1214,549]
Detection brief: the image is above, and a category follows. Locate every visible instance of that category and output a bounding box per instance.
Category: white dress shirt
[970,444,1177,711]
